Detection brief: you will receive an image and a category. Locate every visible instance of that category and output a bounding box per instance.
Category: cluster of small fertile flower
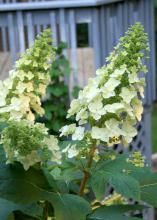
[0,30,62,170]
[0,29,55,121]
[1,120,61,170]
[60,23,149,155]
[127,151,145,168]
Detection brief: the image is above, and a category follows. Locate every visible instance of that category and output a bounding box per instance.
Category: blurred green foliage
[39,42,80,135]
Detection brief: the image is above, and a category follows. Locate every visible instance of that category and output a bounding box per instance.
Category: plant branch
[78,145,96,196]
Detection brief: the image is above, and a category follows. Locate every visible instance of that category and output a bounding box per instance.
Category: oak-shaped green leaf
[47,193,91,220]
[109,173,140,201]
[0,163,91,220]
[0,164,51,204]
[90,171,109,200]
[0,198,43,220]
[91,154,141,200]
[96,154,137,173]
[131,167,157,207]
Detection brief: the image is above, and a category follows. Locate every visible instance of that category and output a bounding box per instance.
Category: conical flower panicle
[0,30,62,170]
[60,23,149,152]
[0,29,55,122]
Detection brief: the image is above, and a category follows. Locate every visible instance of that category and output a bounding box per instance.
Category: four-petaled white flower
[120,87,137,104]
[121,122,137,146]
[62,144,78,158]
[59,124,76,137]
[110,65,126,78]
[72,126,85,141]
[88,96,105,120]
[101,78,120,99]
[91,127,110,142]
[67,99,81,118]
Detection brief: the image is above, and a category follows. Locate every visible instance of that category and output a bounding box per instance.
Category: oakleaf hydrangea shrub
[0,23,157,220]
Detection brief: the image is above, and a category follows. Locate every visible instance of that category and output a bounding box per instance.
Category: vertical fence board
[26,12,34,47]
[36,24,41,34]
[59,8,66,43]
[69,10,78,85]
[106,6,113,54]
[132,0,139,22]
[128,0,134,25]
[92,8,101,70]
[43,24,47,30]
[59,8,67,57]
[7,12,16,62]
[17,11,25,53]
[116,3,123,41]
[1,27,7,51]
[59,8,68,84]
[123,0,129,33]
[100,6,107,65]
[50,11,58,46]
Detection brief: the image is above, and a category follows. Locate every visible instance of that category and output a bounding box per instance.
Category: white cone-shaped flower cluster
[0,29,55,122]
[60,23,149,147]
[0,30,62,170]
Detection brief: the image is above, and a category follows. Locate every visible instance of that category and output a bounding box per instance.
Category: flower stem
[78,145,96,196]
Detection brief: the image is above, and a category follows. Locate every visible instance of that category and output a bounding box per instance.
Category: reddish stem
[78,145,96,196]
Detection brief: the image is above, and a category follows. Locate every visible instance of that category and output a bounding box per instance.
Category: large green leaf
[47,193,91,220]
[0,198,43,220]
[0,198,21,220]
[109,173,140,201]
[42,167,59,192]
[92,154,157,207]
[131,167,157,207]
[62,168,83,182]
[87,205,144,220]
[95,154,137,173]
[90,171,109,200]
[0,164,51,204]
[91,154,141,200]
[20,203,43,219]
[0,163,91,220]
